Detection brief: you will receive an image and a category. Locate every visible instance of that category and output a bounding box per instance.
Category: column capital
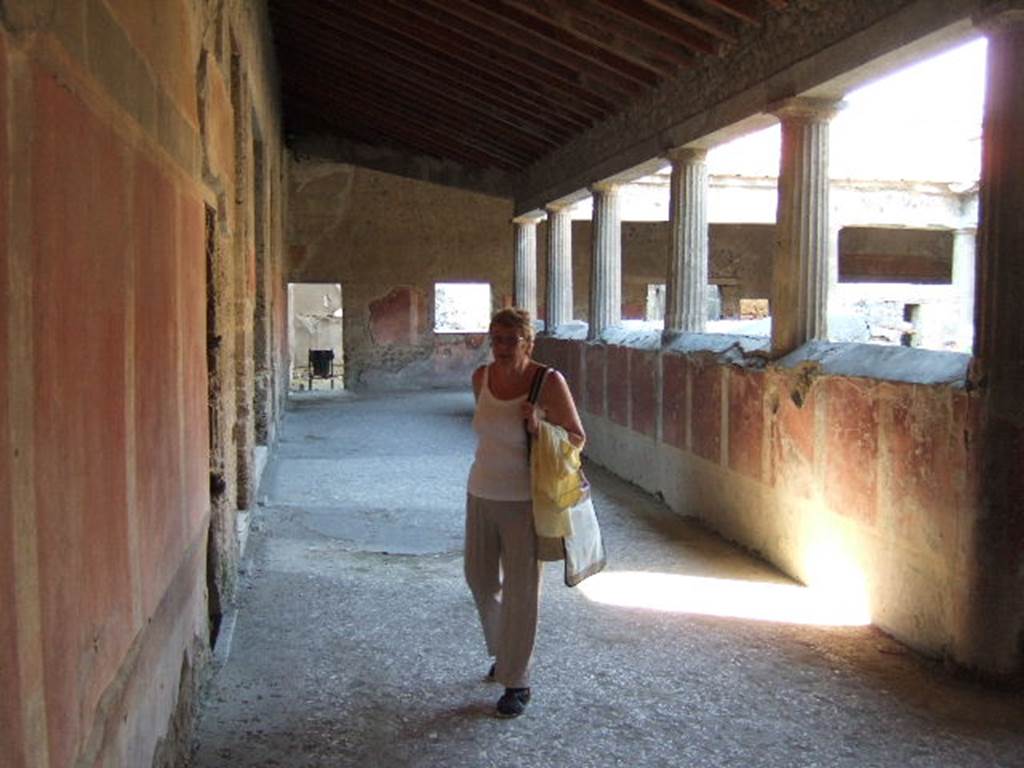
[544,201,572,214]
[511,212,545,226]
[770,97,845,123]
[664,146,708,165]
[975,0,1024,30]
[589,180,621,196]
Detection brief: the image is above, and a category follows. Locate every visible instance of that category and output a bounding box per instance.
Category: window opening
[827,39,985,352]
[434,282,491,333]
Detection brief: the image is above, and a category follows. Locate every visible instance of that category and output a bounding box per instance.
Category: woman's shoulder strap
[527,365,550,404]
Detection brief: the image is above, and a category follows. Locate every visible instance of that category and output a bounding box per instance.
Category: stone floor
[189,388,1024,768]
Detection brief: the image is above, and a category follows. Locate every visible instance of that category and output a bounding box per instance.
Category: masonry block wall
[535,337,979,666]
[0,2,286,766]
[287,159,513,389]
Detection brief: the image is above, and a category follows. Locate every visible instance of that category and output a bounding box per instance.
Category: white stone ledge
[776,340,970,387]
[542,323,971,386]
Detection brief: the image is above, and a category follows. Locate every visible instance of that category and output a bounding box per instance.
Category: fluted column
[664,147,709,335]
[951,227,976,353]
[771,98,843,354]
[955,2,1024,677]
[512,214,541,319]
[588,181,622,339]
[544,203,572,330]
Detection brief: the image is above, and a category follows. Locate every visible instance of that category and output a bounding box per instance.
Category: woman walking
[464,307,585,718]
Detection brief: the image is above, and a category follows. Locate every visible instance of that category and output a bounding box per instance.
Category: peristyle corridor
[189,389,1024,768]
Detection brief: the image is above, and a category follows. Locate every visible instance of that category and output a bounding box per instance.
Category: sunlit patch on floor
[577,571,871,626]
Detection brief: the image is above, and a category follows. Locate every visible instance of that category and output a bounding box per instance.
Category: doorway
[288,283,344,390]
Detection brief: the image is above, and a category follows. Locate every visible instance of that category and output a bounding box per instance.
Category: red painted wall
[728,368,765,482]
[769,370,816,500]
[0,29,25,768]
[535,336,978,663]
[607,346,629,427]
[630,349,658,438]
[661,354,687,450]
[825,378,879,526]
[180,191,210,541]
[31,67,136,767]
[691,361,722,463]
[584,345,605,417]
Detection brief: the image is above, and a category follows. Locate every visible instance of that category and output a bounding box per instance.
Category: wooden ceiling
[268,0,789,173]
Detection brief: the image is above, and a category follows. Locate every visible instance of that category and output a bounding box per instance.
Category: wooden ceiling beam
[285,97,508,169]
[701,0,764,25]
[483,0,661,87]
[277,2,610,123]
[278,50,556,161]
[284,76,529,169]
[496,0,677,77]
[337,0,621,115]
[590,0,720,56]
[281,64,539,166]
[633,0,738,43]
[401,0,645,99]
[349,0,635,101]
[272,18,575,146]
[566,0,702,67]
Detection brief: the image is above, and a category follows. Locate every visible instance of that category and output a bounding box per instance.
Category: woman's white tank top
[467,366,532,501]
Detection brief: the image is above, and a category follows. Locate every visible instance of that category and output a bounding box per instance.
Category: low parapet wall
[535,333,976,665]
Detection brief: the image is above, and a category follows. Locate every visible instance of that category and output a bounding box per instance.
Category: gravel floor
[189,388,1024,768]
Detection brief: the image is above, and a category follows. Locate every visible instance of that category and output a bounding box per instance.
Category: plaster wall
[535,336,988,671]
[287,159,513,389]
[0,1,287,765]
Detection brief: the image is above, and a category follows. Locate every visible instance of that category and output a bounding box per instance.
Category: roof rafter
[271,14,578,146]
[590,0,720,56]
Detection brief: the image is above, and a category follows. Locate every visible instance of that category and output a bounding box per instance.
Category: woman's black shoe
[496,687,531,718]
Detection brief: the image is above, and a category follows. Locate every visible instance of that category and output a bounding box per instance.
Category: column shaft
[951,228,976,353]
[513,217,539,319]
[665,148,709,334]
[589,183,621,339]
[545,205,572,330]
[771,98,841,353]
[956,6,1024,677]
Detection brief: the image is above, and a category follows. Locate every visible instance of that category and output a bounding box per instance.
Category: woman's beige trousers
[464,494,542,689]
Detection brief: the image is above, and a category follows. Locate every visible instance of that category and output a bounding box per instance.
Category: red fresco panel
[691,361,722,463]
[31,68,134,768]
[770,371,817,499]
[562,341,583,406]
[606,345,629,427]
[0,30,25,767]
[661,354,687,449]
[134,153,184,616]
[544,338,565,378]
[883,384,961,556]
[584,345,605,417]
[825,378,879,525]
[630,349,658,438]
[532,336,550,364]
[179,190,209,541]
[369,286,424,345]
[728,368,765,482]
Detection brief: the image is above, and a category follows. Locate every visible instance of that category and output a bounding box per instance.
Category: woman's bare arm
[536,370,586,449]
